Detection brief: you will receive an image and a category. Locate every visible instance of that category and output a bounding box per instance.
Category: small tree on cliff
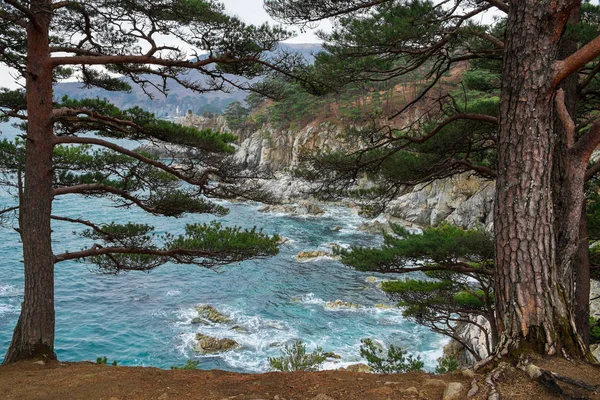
[266,0,600,360]
[0,0,297,364]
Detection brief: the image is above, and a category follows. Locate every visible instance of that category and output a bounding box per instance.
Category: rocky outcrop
[325,300,362,309]
[296,251,334,261]
[234,122,346,171]
[195,305,232,324]
[194,333,240,354]
[259,201,326,216]
[386,173,495,231]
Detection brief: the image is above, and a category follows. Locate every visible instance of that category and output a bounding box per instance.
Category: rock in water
[325,299,361,309]
[195,305,232,324]
[296,250,332,260]
[194,334,240,354]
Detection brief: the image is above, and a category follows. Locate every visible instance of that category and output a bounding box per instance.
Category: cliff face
[234,122,346,171]
[386,174,495,231]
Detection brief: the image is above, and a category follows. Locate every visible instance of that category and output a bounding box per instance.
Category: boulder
[442,382,464,400]
[342,363,371,373]
[195,305,232,324]
[194,334,240,354]
[298,201,326,215]
[296,250,332,260]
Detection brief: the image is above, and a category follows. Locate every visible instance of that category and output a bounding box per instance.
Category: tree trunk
[551,4,592,350]
[494,1,587,358]
[3,0,57,364]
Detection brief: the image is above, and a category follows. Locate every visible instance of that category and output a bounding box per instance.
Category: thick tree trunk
[3,1,57,364]
[551,5,592,350]
[494,1,587,358]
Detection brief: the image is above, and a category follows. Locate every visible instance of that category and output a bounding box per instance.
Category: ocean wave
[0,284,21,297]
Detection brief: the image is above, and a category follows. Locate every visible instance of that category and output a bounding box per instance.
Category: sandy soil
[0,358,598,400]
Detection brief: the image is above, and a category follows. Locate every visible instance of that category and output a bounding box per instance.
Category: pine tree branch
[577,61,600,93]
[3,0,35,22]
[50,53,256,68]
[478,0,508,13]
[50,215,112,237]
[54,245,219,264]
[573,118,600,170]
[53,184,160,214]
[555,88,575,148]
[53,135,211,188]
[554,34,600,88]
[366,262,493,276]
[0,10,27,27]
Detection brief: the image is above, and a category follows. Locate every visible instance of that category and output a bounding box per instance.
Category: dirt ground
[0,358,598,400]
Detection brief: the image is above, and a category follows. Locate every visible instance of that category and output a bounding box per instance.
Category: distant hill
[53,43,322,118]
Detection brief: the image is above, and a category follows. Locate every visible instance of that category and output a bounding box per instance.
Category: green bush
[268,340,327,372]
[359,339,424,373]
[96,356,117,366]
[170,360,200,370]
[434,356,459,374]
[590,317,600,344]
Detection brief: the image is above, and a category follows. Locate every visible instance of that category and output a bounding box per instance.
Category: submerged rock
[230,325,248,333]
[365,276,379,283]
[195,305,232,324]
[325,299,361,309]
[194,333,240,354]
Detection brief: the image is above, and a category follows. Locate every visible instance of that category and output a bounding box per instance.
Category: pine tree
[266,0,600,360]
[0,0,294,364]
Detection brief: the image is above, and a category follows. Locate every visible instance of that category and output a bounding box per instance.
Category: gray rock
[195,305,232,324]
[312,394,335,400]
[423,379,447,388]
[341,363,371,373]
[442,382,464,400]
[194,334,240,354]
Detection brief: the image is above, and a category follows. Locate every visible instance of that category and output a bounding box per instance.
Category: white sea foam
[174,305,300,372]
[0,284,21,297]
[166,290,181,297]
[290,293,326,306]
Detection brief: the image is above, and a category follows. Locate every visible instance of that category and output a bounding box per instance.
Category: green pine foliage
[337,224,496,359]
[337,224,493,273]
[359,339,423,374]
[268,340,327,372]
[434,356,459,374]
[170,360,200,370]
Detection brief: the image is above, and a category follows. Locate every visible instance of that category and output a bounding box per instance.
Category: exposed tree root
[485,362,509,400]
[518,358,600,399]
[467,377,480,397]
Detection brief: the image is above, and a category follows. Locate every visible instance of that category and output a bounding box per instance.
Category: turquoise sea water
[0,121,446,371]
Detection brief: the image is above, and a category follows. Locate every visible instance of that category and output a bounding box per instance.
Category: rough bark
[494,0,587,358]
[551,4,591,349]
[3,0,57,364]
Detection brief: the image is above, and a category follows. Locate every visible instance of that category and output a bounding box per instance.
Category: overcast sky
[0,0,330,89]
